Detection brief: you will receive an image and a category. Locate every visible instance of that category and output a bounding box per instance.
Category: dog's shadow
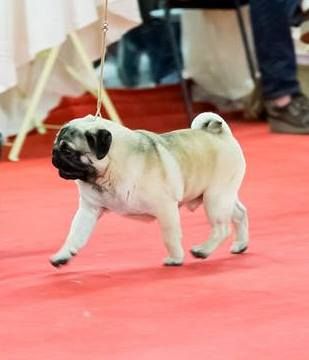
[6,253,258,301]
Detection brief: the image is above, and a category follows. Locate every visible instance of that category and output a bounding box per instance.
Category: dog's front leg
[50,201,102,267]
[156,202,184,266]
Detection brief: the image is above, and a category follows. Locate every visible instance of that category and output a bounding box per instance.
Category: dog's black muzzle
[52,146,96,182]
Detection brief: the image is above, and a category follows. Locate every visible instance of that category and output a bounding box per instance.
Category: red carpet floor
[1,85,309,359]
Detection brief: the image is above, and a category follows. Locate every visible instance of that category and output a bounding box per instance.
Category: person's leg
[250,0,309,133]
[146,18,181,84]
[250,0,300,100]
[117,27,142,87]
[286,0,304,26]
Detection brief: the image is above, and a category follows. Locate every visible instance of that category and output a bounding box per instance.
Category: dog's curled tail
[191,112,231,135]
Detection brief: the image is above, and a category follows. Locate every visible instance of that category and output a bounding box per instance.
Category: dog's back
[158,113,245,202]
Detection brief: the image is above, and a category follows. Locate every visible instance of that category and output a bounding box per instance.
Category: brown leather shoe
[266,95,309,134]
[300,20,309,43]
[300,7,309,43]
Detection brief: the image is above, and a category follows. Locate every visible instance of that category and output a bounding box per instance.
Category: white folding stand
[8,31,121,161]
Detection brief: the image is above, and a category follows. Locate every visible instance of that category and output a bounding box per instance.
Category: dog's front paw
[163,256,183,266]
[50,250,75,268]
[230,243,248,254]
[190,246,209,259]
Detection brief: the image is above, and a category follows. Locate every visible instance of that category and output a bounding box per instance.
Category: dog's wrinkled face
[52,121,112,182]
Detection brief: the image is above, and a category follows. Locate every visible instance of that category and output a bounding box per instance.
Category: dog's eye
[60,142,72,154]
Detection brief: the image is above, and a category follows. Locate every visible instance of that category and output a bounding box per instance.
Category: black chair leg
[163,5,194,123]
[234,0,257,83]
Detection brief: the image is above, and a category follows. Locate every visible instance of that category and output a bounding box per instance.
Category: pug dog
[51,112,248,267]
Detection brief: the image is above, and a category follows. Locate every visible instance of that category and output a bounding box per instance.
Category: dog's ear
[85,129,112,160]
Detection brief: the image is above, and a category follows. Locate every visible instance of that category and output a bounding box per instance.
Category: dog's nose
[52,148,58,158]
[52,148,60,167]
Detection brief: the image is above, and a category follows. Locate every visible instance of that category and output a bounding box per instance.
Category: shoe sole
[269,118,309,134]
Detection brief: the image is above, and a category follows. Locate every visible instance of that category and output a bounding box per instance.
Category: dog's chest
[92,184,150,216]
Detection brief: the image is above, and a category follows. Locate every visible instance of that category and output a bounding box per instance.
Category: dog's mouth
[58,168,86,180]
[52,148,96,181]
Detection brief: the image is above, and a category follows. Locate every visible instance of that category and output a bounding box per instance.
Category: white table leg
[69,31,122,124]
[8,46,60,161]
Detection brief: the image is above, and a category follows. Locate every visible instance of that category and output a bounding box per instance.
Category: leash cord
[95,0,109,118]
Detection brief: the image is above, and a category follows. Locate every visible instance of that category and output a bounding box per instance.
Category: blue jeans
[250,0,303,100]
[117,19,181,87]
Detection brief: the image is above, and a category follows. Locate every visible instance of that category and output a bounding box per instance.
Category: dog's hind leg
[230,200,249,254]
[156,202,184,266]
[191,191,234,259]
